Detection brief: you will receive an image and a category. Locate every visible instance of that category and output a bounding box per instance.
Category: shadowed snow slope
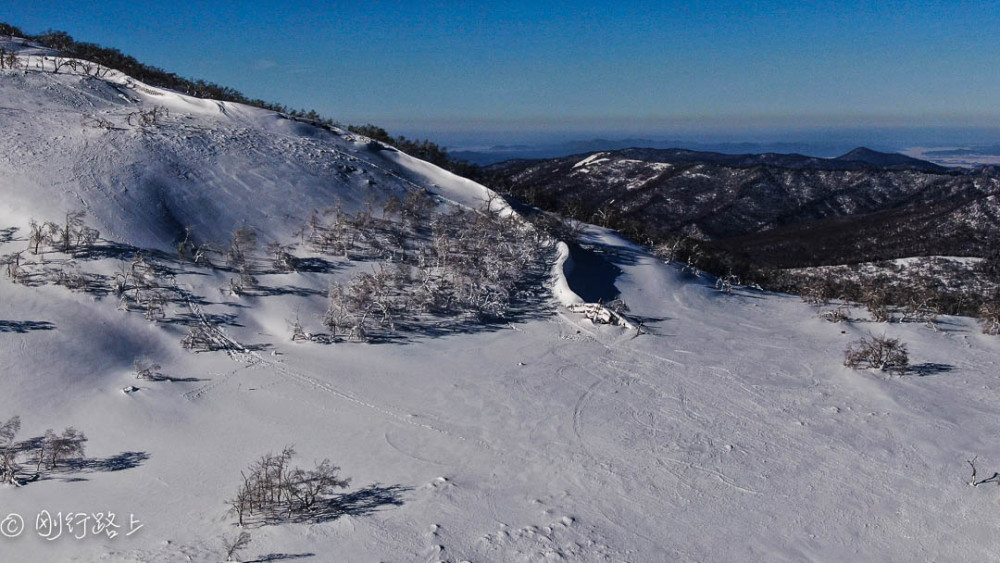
[2,44,1000,562]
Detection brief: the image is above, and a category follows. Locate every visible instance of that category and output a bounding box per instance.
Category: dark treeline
[346,124,482,179]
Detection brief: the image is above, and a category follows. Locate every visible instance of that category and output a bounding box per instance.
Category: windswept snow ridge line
[551,242,585,307]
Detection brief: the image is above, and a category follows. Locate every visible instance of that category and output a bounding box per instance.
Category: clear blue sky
[4,1,1000,145]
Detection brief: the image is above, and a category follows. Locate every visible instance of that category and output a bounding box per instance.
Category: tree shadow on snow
[11,449,150,485]
[285,483,411,524]
[66,451,151,473]
[0,320,56,333]
[246,554,316,562]
[250,285,326,298]
[293,256,339,273]
[0,226,18,244]
[908,363,954,376]
[141,373,207,383]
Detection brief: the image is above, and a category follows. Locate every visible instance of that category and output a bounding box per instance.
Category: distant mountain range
[451,139,891,166]
[490,147,999,268]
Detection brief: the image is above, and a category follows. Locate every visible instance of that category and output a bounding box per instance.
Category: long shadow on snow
[9,443,149,485]
[284,484,411,524]
[249,285,327,298]
[247,554,316,562]
[908,363,954,376]
[0,320,56,333]
[0,226,18,244]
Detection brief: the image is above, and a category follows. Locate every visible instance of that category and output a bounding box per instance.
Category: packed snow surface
[2,43,1000,562]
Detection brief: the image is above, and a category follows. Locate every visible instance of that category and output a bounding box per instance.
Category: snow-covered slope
[0,42,504,251]
[2,41,1000,563]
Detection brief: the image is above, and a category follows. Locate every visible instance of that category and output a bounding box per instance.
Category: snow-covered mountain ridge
[491,146,1000,268]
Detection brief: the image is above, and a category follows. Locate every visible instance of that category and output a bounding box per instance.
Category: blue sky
[4,1,1000,145]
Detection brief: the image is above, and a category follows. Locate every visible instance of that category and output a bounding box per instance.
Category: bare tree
[288,314,308,342]
[0,48,19,70]
[27,220,45,254]
[4,50,18,70]
[134,359,162,380]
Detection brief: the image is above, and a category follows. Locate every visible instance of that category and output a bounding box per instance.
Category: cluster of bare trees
[27,211,100,255]
[36,55,113,77]
[302,192,433,261]
[799,271,944,327]
[2,192,552,349]
[228,446,350,527]
[982,293,1000,335]
[792,262,995,320]
[0,415,87,486]
[844,334,909,375]
[311,194,552,341]
[181,325,226,352]
[0,250,25,283]
[0,212,102,287]
[862,284,891,322]
[714,273,742,294]
[652,235,706,275]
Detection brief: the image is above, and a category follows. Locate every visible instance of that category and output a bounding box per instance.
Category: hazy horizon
[383,124,1000,156]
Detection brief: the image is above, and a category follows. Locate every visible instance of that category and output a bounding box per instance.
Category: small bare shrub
[127,106,167,128]
[134,359,161,380]
[861,280,892,322]
[821,307,850,323]
[715,273,740,294]
[265,241,298,272]
[844,334,909,375]
[182,325,222,352]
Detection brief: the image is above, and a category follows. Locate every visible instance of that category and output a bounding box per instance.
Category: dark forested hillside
[489,148,999,268]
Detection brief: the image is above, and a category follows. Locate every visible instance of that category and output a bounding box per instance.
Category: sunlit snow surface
[1,41,1000,561]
